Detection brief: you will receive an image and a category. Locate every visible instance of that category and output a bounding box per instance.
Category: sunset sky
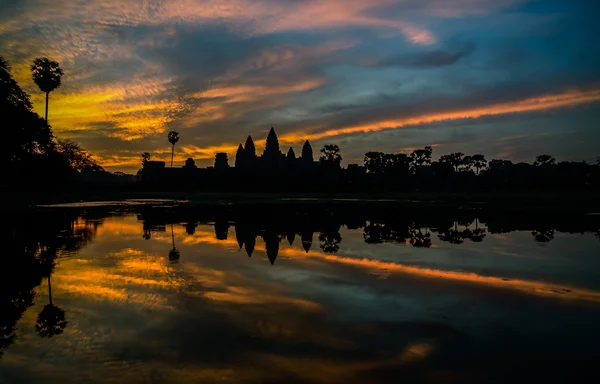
[1,0,599,172]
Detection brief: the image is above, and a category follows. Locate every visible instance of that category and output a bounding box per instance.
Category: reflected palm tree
[36,302,67,338]
[319,231,342,253]
[36,271,67,338]
[468,218,487,242]
[169,224,180,263]
[438,222,465,245]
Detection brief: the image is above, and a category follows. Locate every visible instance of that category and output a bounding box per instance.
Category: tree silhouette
[36,302,67,338]
[141,152,151,167]
[532,228,555,243]
[410,146,433,172]
[461,155,473,172]
[319,144,342,167]
[56,139,103,172]
[36,251,67,338]
[31,57,63,124]
[438,222,470,244]
[364,152,385,175]
[2,57,53,170]
[167,131,179,168]
[319,231,342,253]
[468,218,486,242]
[409,227,431,248]
[471,154,487,175]
[440,152,464,172]
[534,154,555,167]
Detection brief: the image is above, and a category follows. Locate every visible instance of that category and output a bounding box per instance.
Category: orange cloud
[133,88,600,171]
[144,222,600,304]
[305,252,600,303]
[281,89,600,143]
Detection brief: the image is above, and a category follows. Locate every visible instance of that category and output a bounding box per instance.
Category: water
[2,202,600,383]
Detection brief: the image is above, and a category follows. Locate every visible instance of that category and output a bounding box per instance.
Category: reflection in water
[168,223,180,263]
[1,203,600,383]
[1,212,97,358]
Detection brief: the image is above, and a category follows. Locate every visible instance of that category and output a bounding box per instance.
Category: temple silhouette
[139,127,348,191]
[137,126,600,193]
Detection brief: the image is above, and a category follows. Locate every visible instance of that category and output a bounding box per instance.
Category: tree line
[1,56,114,190]
[140,127,600,192]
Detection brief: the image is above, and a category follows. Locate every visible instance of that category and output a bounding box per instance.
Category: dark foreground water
[2,201,600,383]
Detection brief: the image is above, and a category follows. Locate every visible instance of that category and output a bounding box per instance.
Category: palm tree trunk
[171,144,174,168]
[48,276,53,305]
[45,91,49,124]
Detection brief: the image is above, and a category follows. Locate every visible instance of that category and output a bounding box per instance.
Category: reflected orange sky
[3,212,600,383]
[93,217,600,304]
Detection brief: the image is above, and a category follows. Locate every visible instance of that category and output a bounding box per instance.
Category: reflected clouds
[2,205,600,383]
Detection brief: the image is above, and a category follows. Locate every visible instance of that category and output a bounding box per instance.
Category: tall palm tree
[31,58,63,124]
[168,131,179,168]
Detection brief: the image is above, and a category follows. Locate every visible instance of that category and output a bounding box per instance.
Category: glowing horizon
[2,0,598,172]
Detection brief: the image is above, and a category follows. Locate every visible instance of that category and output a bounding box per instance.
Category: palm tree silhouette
[31,58,63,124]
[167,131,180,168]
[169,223,180,262]
[36,273,67,338]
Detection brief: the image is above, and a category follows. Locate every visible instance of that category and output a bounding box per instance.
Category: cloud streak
[1,0,598,171]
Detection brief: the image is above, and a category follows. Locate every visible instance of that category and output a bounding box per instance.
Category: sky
[1,0,599,173]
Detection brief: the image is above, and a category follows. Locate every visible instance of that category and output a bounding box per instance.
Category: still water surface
[2,202,600,383]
